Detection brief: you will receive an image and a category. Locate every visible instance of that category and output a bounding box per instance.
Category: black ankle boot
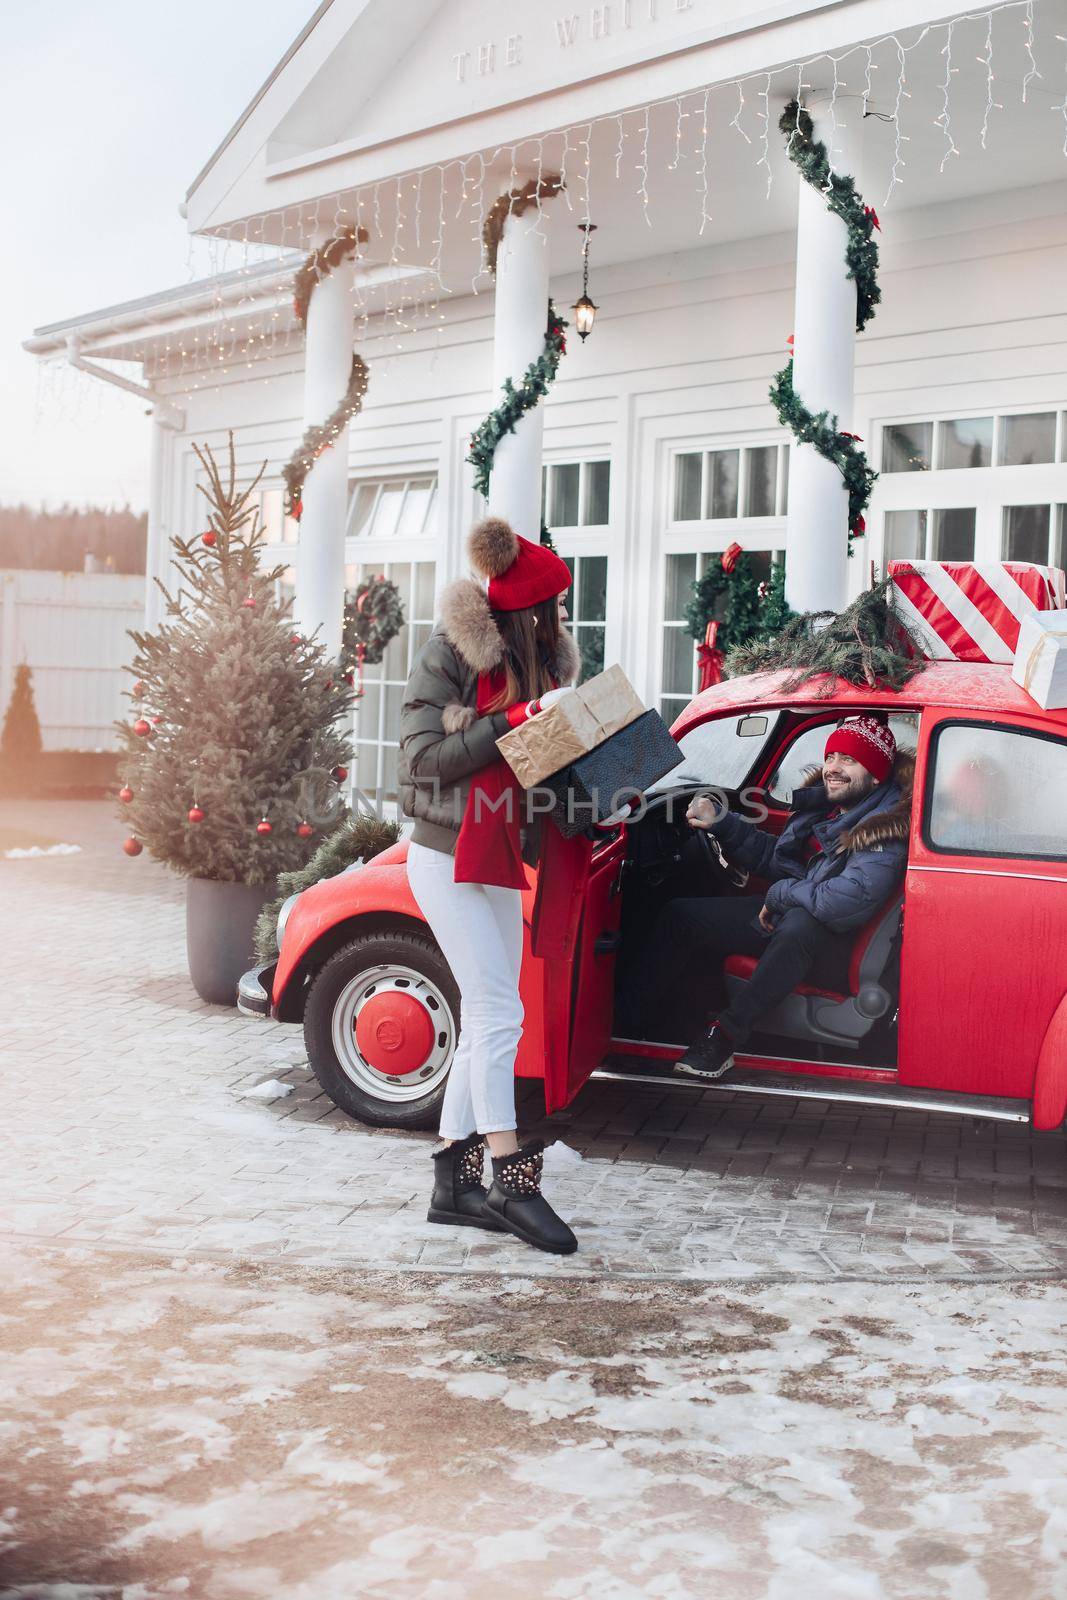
[427,1135,503,1231]
[484,1141,578,1255]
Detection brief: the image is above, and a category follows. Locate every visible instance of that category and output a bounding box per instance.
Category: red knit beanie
[824,715,896,783]
[468,517,572,612]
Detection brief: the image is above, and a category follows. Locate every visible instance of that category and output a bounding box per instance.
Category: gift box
[542,710,683,838]
[1011,608,1067,709]
[496,663,646,789]
[888,560,1066,665]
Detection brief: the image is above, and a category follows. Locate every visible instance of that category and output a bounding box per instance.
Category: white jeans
[406,841,524,1139]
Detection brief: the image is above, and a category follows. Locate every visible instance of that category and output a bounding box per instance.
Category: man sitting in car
[636,714,912,1080]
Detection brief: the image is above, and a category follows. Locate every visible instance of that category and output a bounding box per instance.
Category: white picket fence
[0,570,146,751]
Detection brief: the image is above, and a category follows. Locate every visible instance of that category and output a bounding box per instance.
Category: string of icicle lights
[86,0,1067,396]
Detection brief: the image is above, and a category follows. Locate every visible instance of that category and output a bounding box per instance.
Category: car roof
[672,661,1067,739]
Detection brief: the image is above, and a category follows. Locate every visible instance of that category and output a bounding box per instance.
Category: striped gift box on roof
[887,560,1067,665]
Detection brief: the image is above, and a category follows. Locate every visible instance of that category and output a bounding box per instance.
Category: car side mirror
[736,715,769,737]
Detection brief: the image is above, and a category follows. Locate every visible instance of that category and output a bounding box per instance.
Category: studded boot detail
[484,1140,578,1255]
[427,1134,504,1231]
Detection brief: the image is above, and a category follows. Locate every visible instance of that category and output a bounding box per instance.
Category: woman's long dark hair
[483,595,562,712]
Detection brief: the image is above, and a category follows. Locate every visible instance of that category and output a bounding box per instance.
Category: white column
[487,206,551,543]
[784,104,861,615]
[144,412,169,633]
[294,253,355,658]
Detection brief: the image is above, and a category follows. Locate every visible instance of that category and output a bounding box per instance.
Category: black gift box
[542,709,683,837]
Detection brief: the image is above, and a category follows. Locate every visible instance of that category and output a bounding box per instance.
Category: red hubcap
[354,991,436,1075]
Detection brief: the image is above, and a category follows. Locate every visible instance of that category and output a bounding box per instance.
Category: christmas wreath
[684,544,791,686]
[283,354,369,521]
[771,99,881,548]
[341,574,406,693]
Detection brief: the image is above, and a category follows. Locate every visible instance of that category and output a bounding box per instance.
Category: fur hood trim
[438,576,580,685]
[799,749,914,854]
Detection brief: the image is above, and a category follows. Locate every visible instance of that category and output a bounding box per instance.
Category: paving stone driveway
[5,799,1067,1281]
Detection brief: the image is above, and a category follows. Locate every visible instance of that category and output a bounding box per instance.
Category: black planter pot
[186,876,274,1007]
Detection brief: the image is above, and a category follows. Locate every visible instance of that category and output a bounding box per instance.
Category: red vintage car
[239,661,1067,1134]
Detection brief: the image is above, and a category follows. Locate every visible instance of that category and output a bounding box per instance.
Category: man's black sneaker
[674,1022,736,1081]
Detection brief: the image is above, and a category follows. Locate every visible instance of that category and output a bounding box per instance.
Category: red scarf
[452,669,528,889]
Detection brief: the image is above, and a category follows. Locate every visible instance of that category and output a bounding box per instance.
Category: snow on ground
[3,842,81,858]
[1,1240,1066,1600]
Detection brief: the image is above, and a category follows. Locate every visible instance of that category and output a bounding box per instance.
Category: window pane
[662,627,694,695]
[999,413,1056,467]
[1055,508,1067,571]
[390,563,412,613]
[929,724,1067,858]
[659,695,688,724]
[383,684,405,738]
[383,628,407,679]
[883,423,932,473]
[707,450,739,519]
[664,554,697,620]
[355,740,380,795]
[1003,505,1050,563]
[397,479,433,538]
[938,418,992,469]
[578,555,607,622]
[357,683,381,735]
[931,508,975,561]
[883,509,927,563]
[583,461,611,525]
[779,446,789,514]
[374,483,406,540]
[673,454,702,521]
[381,743,399,801]
[348,483,379,537]
[578,626,605,682]
[744,447,777,517]
[549,464,580,527]
[410,623,433,656]
[414,561,436,619]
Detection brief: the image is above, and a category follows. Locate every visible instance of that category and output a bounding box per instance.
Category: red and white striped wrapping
[888,560,1067,665]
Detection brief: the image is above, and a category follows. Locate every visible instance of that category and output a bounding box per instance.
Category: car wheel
[303,927,458,1130]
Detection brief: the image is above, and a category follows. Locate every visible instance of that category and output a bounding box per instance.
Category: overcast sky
[1,0,314,511]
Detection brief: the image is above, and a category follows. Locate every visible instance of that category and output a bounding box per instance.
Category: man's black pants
[638,893,853,1045]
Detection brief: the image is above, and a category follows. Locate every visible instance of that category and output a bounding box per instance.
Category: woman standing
[398,517,580,1255]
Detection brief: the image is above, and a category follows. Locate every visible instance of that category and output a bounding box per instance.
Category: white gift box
[1012,608,1067,709]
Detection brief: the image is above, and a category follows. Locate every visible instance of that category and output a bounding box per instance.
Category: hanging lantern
[571,222,599,342]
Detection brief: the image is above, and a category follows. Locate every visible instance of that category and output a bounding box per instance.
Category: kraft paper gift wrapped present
[1011,608,1067,710]
[495,662,646,789]
[543,710,684,838]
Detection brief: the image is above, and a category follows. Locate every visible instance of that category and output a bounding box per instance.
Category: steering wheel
[692,824,750,889]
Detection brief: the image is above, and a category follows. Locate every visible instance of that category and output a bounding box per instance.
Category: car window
[767,713,919,802]
[648,710,784,793]
[927,722,1067,860]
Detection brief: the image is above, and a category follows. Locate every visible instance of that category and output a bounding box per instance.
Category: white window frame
[874,406,1067,569]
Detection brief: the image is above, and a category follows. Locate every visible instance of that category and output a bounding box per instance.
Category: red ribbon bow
[864,206,881,231]
[722,542,743,575]
[696,620,724,691]
[839,431,863,442]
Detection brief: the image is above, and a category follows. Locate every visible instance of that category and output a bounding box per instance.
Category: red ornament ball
[256,818,273,836]
[296,822,315,839]
[122,837,143,857]
[118,786,134,804]
[332,766,348,783]
[132,680,145,698]
[202,529,217,548]
[290,633,302,646]
[188,805,205,824]
[242,597,256,610]
[151,715,163,725]
[133,718,151,738]
[343,671,355,686]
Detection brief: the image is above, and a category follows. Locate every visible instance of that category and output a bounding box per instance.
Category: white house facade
[25,0,1067,787]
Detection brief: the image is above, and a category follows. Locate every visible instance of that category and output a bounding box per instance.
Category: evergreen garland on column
[772,99,881,551]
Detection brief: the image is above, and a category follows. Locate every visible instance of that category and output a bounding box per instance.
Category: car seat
[722,891,904,1046]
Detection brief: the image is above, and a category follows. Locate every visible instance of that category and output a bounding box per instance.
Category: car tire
[303,926,458,1130]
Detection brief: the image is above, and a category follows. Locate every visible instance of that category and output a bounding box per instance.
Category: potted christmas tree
[1,662,44,789]
[116,436,355,1005]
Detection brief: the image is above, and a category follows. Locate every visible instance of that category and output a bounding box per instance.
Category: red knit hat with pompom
[468,517,572,612]
[825,715,896,783]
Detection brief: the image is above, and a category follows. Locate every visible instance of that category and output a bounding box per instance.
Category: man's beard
[824,769,877,808]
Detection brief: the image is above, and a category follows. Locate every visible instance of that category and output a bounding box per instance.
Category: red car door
[532,824,628,1113]
[899,710,1067,1101]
